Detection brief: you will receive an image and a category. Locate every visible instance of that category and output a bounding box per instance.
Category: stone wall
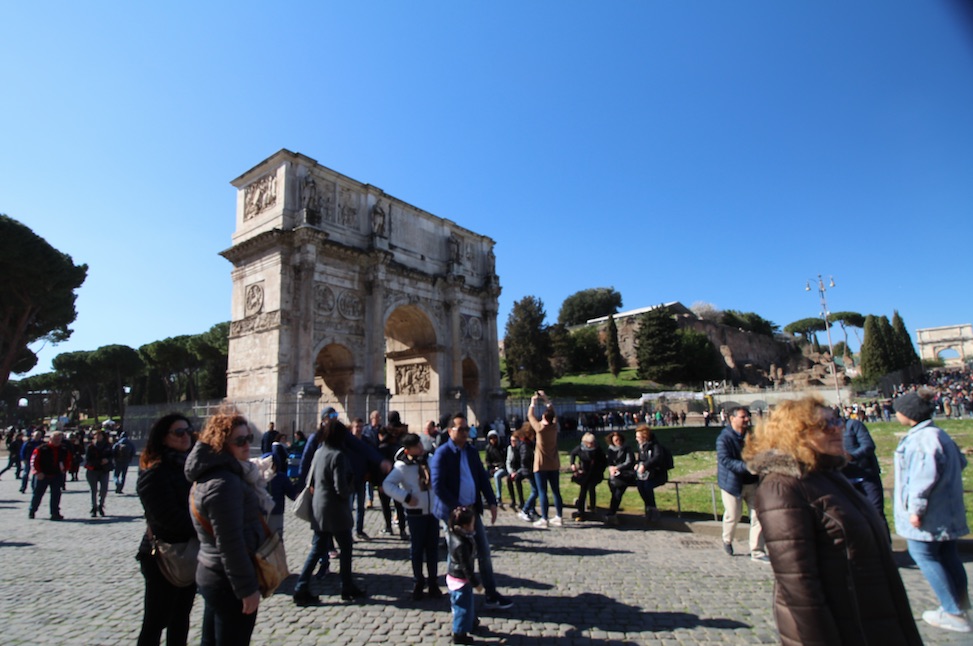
[592,304,802,386]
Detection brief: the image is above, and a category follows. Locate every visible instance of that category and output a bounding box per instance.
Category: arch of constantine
[916,324,973,367]
[220,150,504,433]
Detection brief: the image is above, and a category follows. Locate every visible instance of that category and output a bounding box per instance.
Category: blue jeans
[522,475,538,514]
[450,582,475,634]
[492,468,508,502]
[907,539,970,615]
[352,476,366,533]
[295,529,353,593]
[199,577,257,646]
[405,513,439,584]
[533,470,563,520]
[114,461,130,491]
[472,515,497,597]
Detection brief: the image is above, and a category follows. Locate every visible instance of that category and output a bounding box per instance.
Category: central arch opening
[385,304,439,427]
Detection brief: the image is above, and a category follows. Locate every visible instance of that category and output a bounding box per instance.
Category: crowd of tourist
[1,422,136,519]
[3,367,970,643]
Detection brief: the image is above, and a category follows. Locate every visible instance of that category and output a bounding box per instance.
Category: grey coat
[310,444,354,534]
[185,441,264,598]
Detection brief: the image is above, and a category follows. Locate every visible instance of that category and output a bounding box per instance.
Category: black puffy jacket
[137,448,194,553]
[750,450,922,646]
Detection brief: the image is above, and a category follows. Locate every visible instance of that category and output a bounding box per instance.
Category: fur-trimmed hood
[746,449,845,479]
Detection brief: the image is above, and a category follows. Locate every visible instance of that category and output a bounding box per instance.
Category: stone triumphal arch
[916,324,973,367]
[221,150,504,432]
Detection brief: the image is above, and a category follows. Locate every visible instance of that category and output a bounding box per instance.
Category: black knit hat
[893,391,935,422]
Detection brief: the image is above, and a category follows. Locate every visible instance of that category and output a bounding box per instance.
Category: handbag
[190,485,290,598]
[293,447,321,523]
[251,519,289,598]
[151,532,200,588]
[293,486,313,522]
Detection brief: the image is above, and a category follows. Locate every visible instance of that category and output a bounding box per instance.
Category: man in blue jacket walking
[430,413,513,610]
[716,407,767,562]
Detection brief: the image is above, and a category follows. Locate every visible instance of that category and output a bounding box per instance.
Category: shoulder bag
[293,448,320,523]
[148,525,199,588]
[190,484,290,598]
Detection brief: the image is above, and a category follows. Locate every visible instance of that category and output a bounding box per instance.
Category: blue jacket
[842,418,881,481]
[716,426,757,496]
[429,438,496,521]
[893,419,969,541]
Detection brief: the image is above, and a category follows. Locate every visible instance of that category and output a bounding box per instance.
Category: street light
[806,275,842,407]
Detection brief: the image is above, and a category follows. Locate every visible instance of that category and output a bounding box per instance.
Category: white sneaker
[532,517,548,528]
[549,516,562,527]
[922,607,972,633]
[517,510,531,522]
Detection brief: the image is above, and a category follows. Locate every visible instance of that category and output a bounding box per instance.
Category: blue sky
[3,1,972,377]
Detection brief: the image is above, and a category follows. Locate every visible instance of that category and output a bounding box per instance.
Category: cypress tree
[606,314,623,377]
[859,315,892,381]
[891,310,920,370]
[635,305,682,383]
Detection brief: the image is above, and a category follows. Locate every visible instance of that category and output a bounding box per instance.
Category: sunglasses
[231,434,254,447]
[169,427,192,438]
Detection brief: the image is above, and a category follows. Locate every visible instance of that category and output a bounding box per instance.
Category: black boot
[412,580,425,601]
[293,589,322,606]
[90,507,97,518]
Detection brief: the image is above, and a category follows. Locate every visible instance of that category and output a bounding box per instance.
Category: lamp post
[806,275,842,407]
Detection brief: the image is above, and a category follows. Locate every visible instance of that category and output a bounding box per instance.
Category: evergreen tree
[859,314,895,381]
[558,287,623,326]
[635,305,681,383]
[503,296,553,390]
[891,310,920,370]
[570,326,606,373]
[548,323,572,378]
[676,328,724,384]
[606,314,623,377]
[0,215,88,388]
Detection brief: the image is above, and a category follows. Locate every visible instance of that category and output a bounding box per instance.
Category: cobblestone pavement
[1,472,971,645]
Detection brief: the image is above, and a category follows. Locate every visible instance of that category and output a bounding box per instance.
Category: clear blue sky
[3,1,972,377]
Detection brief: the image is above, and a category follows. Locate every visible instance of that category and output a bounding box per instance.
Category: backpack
[660,443,674,471]
[115,440,133,463]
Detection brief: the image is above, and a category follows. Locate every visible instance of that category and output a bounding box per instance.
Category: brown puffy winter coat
[749,450,921,646]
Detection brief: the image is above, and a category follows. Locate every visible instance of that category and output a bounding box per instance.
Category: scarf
[240,457,275,516]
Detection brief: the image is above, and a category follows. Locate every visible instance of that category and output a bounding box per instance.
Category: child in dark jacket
[266,443,298,537]
[447,506,482,645]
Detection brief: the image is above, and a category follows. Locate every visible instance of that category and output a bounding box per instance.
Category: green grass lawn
[487,418,973,528]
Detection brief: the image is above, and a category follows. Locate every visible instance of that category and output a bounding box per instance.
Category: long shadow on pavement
[477,590,750,644]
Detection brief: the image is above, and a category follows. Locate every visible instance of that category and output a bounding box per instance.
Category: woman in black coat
[604,431,636,523]
[634,425,669,520]
[568,432,607,520]
[135,413,196,646]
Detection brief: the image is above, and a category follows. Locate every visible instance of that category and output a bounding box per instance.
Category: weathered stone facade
[221,150,503,432]
[587,303,802,386]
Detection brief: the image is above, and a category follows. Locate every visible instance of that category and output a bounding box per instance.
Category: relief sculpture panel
[243,174,277,220]
[395,363,431,395]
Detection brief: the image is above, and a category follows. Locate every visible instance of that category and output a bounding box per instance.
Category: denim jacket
[893,419,969,541]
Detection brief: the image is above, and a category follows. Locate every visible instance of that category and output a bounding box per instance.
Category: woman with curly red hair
[745,396,921,645]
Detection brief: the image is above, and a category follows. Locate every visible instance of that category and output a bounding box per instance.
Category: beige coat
[528,408,560,472]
